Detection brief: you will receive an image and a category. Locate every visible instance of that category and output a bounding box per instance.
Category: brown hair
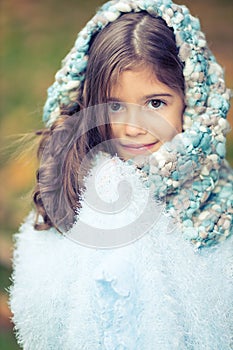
[33,11,185,232]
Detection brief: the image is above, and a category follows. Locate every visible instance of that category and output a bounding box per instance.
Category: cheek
[176,106,184,133]
[179,98,185,126]
[110,123,122,138]
[169,102,184,134]
[150,108,183,141]
[173,113,183,133]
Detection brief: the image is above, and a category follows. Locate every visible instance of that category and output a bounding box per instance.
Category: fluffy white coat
[9,156,233,349]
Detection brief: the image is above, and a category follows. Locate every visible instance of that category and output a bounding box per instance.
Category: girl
[9,0,233,349]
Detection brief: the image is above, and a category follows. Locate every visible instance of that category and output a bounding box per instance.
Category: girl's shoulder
[13,211,64,255]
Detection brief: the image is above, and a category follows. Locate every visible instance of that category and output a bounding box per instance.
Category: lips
[119,141,158,154]
[121,142,156,149]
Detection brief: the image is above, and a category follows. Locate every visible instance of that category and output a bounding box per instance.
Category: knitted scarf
[42,0,233,248]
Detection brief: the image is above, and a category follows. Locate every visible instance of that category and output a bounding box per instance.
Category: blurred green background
[0,0,232,348]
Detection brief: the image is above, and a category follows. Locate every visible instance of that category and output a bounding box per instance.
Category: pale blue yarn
[42,0,233,247]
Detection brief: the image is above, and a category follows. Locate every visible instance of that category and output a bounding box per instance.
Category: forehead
[109,67,172,100]
[106,62,152,92]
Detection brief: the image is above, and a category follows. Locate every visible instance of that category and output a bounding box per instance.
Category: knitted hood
[42,0,233,247]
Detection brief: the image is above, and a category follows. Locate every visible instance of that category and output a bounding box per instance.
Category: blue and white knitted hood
[42,0,233,247]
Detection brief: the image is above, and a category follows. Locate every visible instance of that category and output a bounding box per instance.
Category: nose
[124,107,147,137]
[125,123,146,137]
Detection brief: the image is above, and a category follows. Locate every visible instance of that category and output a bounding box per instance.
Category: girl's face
[108,67,184,160]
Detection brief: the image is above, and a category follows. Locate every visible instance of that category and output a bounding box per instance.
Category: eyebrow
[107,93,173,102]
[144,93,173,99]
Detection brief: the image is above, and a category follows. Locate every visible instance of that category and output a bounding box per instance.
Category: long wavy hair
[33,12,185,232]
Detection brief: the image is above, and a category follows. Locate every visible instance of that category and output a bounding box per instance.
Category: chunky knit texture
[42,0,232,247]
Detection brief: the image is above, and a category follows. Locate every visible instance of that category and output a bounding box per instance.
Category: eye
[108,102,124,113]
[147,99,166,110]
